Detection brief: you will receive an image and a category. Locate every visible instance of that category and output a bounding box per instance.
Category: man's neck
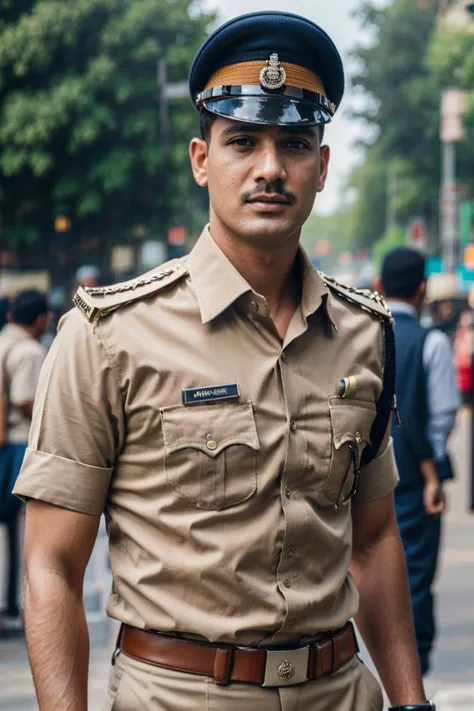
[208,221,301,318]
[386,299,419,316]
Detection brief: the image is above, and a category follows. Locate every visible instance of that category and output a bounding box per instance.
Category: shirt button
[286,547,294,558]
[283,578,292,588]
[280,351,286,362]
[206,435,218,451]
[285,486,292,498]
[250,300,259,311]
[290,420,297,432]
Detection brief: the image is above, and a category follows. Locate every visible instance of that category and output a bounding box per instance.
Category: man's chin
[235,216,299,242]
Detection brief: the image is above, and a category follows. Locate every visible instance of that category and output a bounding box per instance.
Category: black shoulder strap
[360,320,396,467]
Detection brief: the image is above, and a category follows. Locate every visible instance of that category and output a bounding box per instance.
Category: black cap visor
[203,96,332,126]
[198,85,334,126]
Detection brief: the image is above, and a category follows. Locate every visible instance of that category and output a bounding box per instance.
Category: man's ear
[317,145,330,193]
[189,137,208,188]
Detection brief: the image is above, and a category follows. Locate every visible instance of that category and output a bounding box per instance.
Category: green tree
[0,0,214,274]
[348,0,441,248]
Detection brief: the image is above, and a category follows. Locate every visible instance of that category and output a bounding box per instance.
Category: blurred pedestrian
[74,264,100,290]
[0,290,49,636]
[378,248,461,676]
[453,308,474,404]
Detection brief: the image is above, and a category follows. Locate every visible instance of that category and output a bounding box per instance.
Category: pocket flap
[329,399,376,450]
[161,401,260,458]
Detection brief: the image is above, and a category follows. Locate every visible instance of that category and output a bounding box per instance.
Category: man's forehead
[218,119,318,138]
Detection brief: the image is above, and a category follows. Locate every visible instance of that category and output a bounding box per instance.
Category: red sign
[168,226,188,245]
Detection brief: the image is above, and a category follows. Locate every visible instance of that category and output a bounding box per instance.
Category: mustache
[242,181,296,205]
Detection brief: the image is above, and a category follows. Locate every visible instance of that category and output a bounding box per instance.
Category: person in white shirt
[0,290,50,635]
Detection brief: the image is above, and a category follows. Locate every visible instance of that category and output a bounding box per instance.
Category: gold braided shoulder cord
[320,273,394,324]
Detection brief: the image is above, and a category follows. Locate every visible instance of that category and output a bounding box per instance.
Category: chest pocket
[161,401,259,510]
[323,398,377,506]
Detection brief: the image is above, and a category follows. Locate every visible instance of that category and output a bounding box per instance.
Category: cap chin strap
[196,84,336,116]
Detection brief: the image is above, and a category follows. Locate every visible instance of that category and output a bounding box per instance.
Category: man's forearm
[24,568,89,711]
[351,526,426,706]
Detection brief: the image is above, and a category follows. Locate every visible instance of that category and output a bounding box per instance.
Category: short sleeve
[353,417,399,504]
[13,309,124,515]
[9,344,46,405]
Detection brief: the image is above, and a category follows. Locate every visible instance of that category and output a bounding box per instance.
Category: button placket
[272,354,308,642]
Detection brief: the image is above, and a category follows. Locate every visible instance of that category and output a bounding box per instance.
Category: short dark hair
[12,290,49,325]
[381,248,426,300]
[199,107,325,143]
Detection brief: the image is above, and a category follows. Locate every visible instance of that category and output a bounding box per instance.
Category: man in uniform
[14,12,435,711]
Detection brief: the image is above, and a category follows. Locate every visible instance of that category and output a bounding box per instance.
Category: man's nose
[252,143,288,184]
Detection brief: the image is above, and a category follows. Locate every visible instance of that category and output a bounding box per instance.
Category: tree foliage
[347,0,449,249]
[0,0,214,271]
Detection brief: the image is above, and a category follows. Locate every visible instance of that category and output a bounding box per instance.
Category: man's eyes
[228,137,311,150]
[285,139,310,150]
[230,137,254,147]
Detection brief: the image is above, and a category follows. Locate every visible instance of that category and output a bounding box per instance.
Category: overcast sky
[202,0,385,214]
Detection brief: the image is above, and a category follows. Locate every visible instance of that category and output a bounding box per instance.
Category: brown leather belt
[118,621,359,687]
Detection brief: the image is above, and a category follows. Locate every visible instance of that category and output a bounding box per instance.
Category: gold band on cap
[204,60,326,96]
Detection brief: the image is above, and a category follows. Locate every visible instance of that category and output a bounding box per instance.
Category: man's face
[190,117,330,248]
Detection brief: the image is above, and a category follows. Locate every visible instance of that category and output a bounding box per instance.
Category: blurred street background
[1,0,474,708]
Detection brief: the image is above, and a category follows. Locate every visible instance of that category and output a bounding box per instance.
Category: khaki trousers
[104,651,384,711]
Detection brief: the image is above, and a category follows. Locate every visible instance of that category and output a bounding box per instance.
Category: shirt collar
[386,300,417,319]
[187,226,332,326]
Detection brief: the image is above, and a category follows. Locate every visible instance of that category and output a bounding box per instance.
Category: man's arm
[24,500,100,711]
[351,493,426,706]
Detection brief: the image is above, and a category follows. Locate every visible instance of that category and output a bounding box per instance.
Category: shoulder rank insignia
[73,260,187,322]
[320,273,394,325]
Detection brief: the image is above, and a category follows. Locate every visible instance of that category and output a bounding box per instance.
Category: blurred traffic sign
[441,89,467,143]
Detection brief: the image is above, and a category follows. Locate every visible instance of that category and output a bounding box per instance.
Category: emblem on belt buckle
[262,647,309,687]
[260,54,287,90]
[277,660,295,680]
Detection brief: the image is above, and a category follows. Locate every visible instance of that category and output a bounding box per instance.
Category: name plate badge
[182,383,240,406]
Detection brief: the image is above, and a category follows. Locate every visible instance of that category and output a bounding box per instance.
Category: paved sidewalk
[1,410,473,710]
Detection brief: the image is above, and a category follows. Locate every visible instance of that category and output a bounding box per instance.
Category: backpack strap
[360,319,397,467]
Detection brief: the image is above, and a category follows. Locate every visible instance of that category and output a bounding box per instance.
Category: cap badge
[260,53,286,91]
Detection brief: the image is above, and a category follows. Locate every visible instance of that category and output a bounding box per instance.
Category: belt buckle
[261,646,309,687]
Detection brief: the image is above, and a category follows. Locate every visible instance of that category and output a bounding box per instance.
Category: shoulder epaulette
[73,260,188,322]
[320,273,394,325]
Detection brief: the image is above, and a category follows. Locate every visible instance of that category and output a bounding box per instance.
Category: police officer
[14,12,435,711]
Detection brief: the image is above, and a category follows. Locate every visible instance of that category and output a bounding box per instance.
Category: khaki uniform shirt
[14,227,398,645]
[0,324,46,443]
